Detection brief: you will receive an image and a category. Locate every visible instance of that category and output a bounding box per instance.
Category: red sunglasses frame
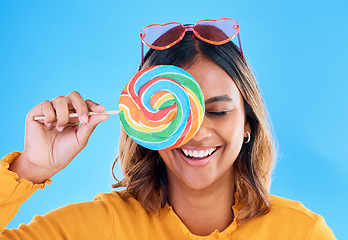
[140,18,244,63]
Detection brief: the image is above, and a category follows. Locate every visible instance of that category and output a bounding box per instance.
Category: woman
[0,19,336,239]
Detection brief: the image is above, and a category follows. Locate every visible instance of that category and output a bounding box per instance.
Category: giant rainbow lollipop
[34,65,205,150]
[118,65,205,150]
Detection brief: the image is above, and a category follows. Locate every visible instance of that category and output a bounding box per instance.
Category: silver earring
[244,131,251,143]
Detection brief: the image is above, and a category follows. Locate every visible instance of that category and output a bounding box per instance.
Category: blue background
[1,1,347,238]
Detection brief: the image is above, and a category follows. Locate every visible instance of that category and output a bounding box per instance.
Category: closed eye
[206,111,228,117]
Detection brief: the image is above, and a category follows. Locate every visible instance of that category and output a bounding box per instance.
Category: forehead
[184,57,242,104]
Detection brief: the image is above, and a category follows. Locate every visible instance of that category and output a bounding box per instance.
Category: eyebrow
[205,95,233,104]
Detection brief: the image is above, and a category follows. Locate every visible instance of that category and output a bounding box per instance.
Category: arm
[0,152,51,232]
[0,92,109,238]
[0,153,114,239]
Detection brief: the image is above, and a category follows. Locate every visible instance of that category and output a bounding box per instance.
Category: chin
[181,175,218,191]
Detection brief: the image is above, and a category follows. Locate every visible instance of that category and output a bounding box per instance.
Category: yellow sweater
[0,152,336,239]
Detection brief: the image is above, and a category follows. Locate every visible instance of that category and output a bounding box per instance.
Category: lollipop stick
[34,110,119,121]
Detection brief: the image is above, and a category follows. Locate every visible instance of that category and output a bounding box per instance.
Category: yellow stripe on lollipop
[153,92,174,110]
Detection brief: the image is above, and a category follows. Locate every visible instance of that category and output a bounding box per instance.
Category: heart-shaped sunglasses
[140,18,244,63]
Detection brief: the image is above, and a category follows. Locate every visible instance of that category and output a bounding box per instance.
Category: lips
[176,146,221,167]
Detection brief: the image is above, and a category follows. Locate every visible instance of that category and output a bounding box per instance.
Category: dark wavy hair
[113,32,276,224]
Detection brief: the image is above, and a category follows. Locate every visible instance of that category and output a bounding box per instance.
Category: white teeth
[182,147,217,158]
[198,150,205,157]
[183,149,188,156]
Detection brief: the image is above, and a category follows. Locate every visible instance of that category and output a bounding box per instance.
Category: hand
[9,91,109,184]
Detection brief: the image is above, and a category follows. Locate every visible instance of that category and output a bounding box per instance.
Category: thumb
[76,114,109,148]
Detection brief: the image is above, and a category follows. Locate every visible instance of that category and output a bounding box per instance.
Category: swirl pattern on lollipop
[119,65,205,150]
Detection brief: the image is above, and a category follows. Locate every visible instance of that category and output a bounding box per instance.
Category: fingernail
[82,114,88,123]
[57,126,64,132]
[46,123,52,127]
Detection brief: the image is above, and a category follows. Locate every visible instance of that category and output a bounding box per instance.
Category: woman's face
[158,56,250,191]
[159,55,250,190]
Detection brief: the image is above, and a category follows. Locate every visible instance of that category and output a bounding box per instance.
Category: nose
[191,116,212,142]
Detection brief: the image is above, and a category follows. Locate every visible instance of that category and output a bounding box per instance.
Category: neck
[167,171,236,236]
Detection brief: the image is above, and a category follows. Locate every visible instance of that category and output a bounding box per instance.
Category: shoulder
[93,189,153,221]
[259,195,336,239]
[269,194,319,221]
[94,189,145,213]
[47,190,146,224]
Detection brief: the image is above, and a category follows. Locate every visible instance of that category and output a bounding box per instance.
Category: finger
[85,99,105,113]
[51,96,69,131]
[28,100,56,127]
[66,91,89,124]
[41,101,56,127]
[76,114,109,149]
[64,108,80,125]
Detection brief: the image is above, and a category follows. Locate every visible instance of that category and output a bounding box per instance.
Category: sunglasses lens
[195,19,238,43]
[141,23,184,48]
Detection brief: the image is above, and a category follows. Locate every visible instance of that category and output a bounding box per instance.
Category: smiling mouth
[181,147,218,159]
[176,146,221,166]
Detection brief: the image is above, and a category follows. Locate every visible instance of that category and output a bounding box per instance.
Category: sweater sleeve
[308,215,336,240]
[0,152,51,232]
[0,153,115,240]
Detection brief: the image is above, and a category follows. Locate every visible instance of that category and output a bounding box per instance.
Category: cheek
[158,150,174,167]
[216,113,245,148]
[158,150,168,161]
